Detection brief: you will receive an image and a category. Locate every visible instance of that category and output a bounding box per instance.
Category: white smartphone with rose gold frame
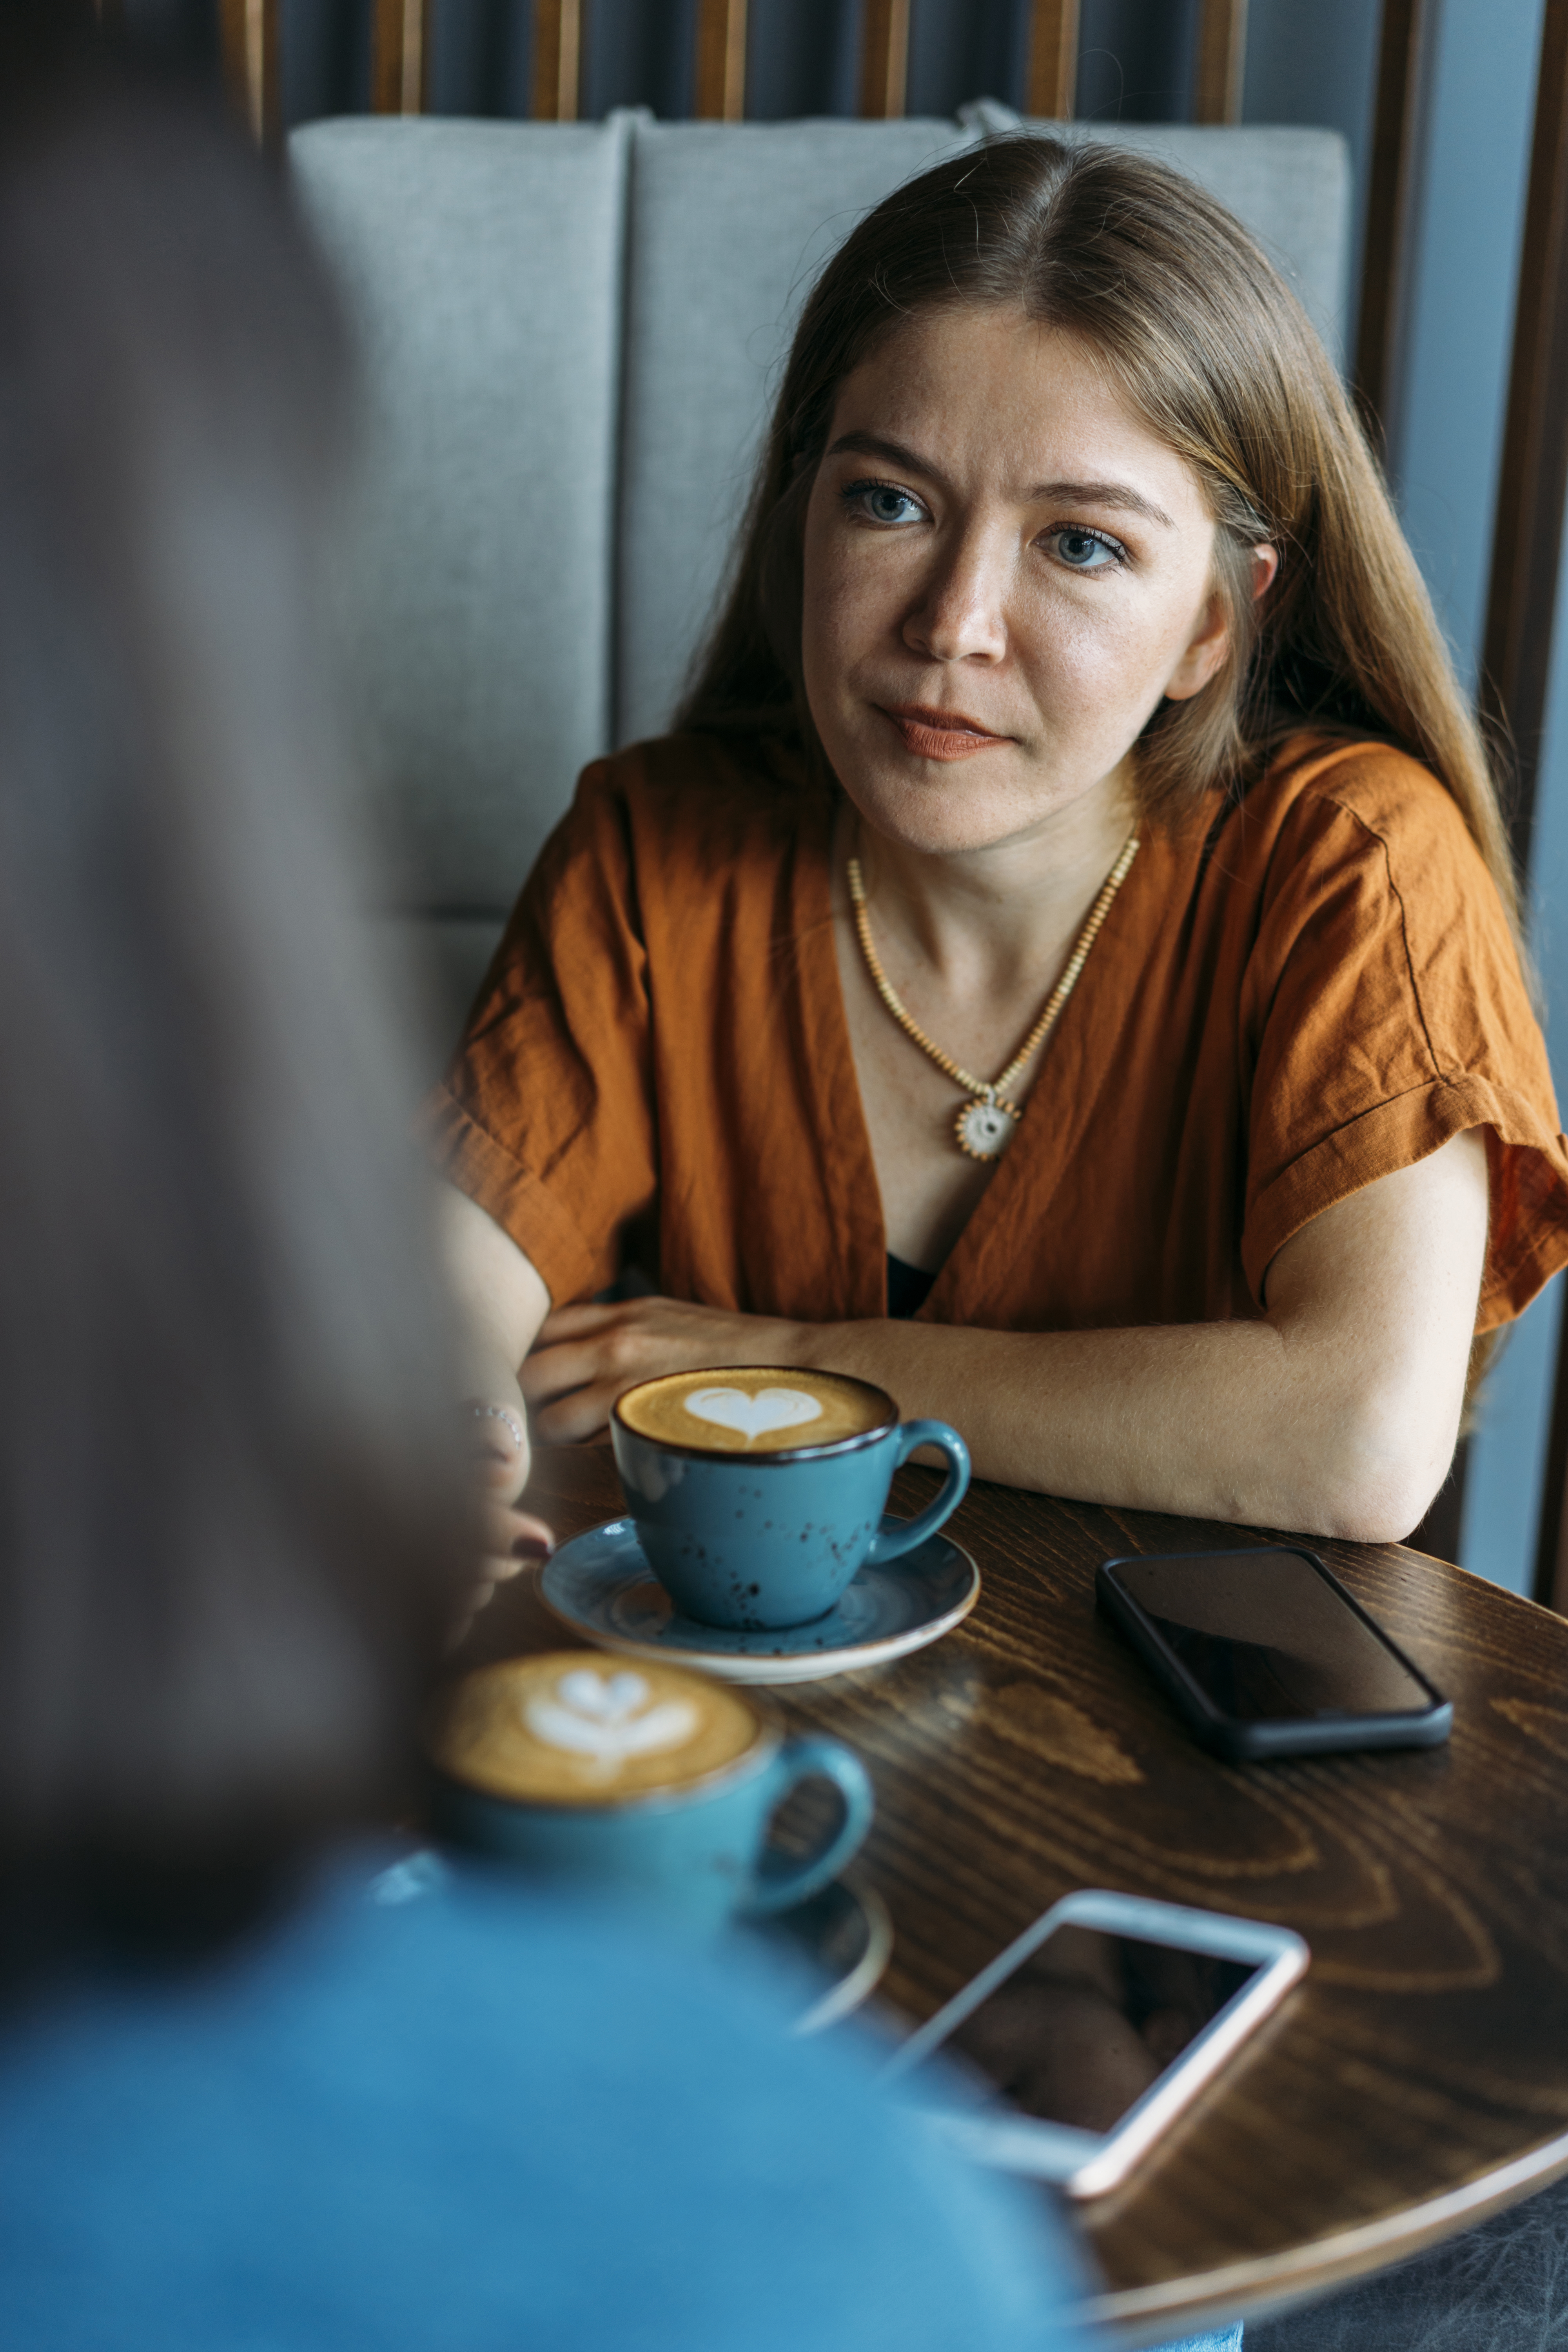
[884,1888,1307,2200]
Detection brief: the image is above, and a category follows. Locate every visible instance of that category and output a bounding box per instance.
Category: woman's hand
[521,1296,810,1443]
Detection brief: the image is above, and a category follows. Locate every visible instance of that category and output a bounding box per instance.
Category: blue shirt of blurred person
[0,1859,1091,2352]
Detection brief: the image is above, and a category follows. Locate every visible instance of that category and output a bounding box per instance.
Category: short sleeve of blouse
[423,764,655,1308]
[1238,748,1568,1327]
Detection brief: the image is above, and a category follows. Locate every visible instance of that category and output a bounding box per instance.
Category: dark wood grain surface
[455,1445,1568,2343]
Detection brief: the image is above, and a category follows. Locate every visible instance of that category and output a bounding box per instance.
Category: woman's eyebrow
[1030,479,1176,527]
[825,428,943,479]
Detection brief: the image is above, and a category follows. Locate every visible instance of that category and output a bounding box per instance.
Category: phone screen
[1111,1549,1436,1723]
[947,1925,1264,2133]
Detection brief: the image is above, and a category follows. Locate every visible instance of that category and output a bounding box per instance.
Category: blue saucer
[537,1515,980,1685]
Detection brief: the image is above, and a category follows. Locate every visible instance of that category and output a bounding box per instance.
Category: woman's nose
[901,536,1009,664]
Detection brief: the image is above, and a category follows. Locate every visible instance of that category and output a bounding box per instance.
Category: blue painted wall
[1379,0,1555,1594]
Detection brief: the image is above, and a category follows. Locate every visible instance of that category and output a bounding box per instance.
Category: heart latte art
[682,1386,822,1443]
[617,1366,891,1454]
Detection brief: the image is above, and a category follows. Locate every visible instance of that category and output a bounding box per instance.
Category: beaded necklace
[846,832,1140,1161]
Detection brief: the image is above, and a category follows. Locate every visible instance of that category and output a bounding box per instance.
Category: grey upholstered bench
[289,107,1350,1056]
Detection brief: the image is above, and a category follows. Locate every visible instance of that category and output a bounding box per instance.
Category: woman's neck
[845,762,1140,989]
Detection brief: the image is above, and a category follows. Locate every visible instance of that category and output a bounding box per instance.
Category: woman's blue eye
[1051,528,1120,570]
[847,481,924,525]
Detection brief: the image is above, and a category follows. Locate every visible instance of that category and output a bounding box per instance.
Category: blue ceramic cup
[430,1653,873,1935]
[611,1366,971,1631]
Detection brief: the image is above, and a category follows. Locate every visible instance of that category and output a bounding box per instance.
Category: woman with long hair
[436,134,1566,1551]
[0,30,1089,2349]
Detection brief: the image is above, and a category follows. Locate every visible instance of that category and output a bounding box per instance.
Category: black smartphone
[1096,1546,1451,1759]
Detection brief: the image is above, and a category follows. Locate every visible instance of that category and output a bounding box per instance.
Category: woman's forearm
[795,1134,1489,1542]
[792,1314,1412,1537]
[519,1135,1488,1539]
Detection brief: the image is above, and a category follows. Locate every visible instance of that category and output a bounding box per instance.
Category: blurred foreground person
[0,30,1090,2352]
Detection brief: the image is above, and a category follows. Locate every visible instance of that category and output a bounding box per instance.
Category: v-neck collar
[799,806,1173,1324]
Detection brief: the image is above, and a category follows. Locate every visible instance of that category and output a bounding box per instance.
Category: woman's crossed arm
[444,1127,1488,1548]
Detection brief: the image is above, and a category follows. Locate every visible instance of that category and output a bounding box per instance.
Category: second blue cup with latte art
[612,1366,971,1631]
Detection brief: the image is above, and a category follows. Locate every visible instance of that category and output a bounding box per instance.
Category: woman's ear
[1164,542,1279,703]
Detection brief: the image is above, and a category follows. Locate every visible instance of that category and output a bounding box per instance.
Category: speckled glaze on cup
[611,1367,971,1631]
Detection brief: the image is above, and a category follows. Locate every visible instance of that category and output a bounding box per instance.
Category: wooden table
[455,1446,1568,2344]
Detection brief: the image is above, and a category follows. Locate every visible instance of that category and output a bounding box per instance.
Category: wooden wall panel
[371,0,430,116]
[695,0,748,121]
[860,0,910,120]
[533,0,584,122]
[1192,0,1248,125]
[1354,0,1428,441]
[1027,0,1080,119]
[218,0,280,149]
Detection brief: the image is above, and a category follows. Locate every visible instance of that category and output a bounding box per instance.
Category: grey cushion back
[1037,121,1352,361]
[291,116,631,916]
[289,112,1350,1050]
[615,118,971,748]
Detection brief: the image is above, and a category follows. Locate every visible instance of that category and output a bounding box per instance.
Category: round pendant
[955,1099,1018,1161]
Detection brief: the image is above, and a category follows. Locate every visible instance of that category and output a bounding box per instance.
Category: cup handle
[865,1419,971,1566]
[742,1737,875,1917]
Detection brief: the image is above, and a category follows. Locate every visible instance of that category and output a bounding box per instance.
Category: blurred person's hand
[440,1183,555,1601]
[465,1392,552,1562]
[462,1388,553,1605]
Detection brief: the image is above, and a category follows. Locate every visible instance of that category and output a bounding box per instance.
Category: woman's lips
[878,704,1012,762]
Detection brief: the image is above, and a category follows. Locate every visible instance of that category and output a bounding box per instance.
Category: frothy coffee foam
[430,1653,762,1805]
[618,1366,892,1455]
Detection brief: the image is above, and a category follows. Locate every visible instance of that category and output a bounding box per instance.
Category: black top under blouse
[886,1252,936,1319]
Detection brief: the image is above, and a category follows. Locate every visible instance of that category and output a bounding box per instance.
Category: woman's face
[800,304,1253,857]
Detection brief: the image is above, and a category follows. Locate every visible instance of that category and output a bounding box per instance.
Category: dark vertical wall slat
[1075,0,1203,128]
[1192,0,1247,123]
[1481,0,1568,1610]
[743,0,857,120]
[1354,0,1428,441]
[1485,0,1568,878]
[1027,0,1079,117]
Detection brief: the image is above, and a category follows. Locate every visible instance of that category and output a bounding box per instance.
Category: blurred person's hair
[680,135,1519,935]
[0,22,468,1990]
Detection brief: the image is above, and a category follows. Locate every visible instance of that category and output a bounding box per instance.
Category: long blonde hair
[679,134,1519,932]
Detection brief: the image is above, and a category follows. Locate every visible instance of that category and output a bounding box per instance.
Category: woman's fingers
[521,1336,624,1408]
[538,1301,629,1342]
[521,1298,811,1437]
[532,1379,625,1446]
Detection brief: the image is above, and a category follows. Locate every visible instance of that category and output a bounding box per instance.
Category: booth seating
[289,107,1351,1054]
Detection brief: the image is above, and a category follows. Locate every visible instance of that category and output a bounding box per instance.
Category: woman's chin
[835,765,1089,860]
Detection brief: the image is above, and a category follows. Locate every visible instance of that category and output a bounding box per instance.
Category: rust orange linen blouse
[428,730,1568,1337]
